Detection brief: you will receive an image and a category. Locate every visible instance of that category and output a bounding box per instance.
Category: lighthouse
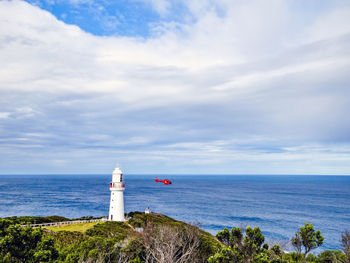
[108,167,125,221]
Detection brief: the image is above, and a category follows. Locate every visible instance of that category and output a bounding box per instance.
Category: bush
[0,221,58,263]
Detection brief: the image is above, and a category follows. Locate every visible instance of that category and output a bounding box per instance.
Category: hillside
[0,213,349,263]
[0,212,220,263]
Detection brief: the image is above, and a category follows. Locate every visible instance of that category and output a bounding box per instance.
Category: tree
[141,223,201,263]
[0,222,58,263]
[315,250,346,263]
[216,228,230,246]
[211,226,267,263]
[292,223,324,259]
[270,244,283,262]
[230,227,243,249]
[292,231,303,255]
[244,226,265,260]
[208,246,236,263]
[33,236,59,262]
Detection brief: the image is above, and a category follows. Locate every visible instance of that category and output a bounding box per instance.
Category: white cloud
[0,112,10,119]
[0,0,350,174]
[303,8,350,43]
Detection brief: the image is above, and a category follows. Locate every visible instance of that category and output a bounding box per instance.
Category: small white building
[108,167,125,221]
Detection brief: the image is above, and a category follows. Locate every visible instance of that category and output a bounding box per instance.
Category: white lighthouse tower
[108,167,125,221]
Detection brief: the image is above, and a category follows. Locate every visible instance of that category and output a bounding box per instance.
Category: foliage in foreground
[0,213,349,263]
[210,223,349,263]
[0,219,58,262]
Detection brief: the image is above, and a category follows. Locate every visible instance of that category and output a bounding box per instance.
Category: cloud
[141,0,171,16]
[0,0,350,174]
[0,112,10,119]
[303,7,350,43]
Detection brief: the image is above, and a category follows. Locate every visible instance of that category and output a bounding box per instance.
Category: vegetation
[209,226,267,263]
[292,223,324,258]
[3,216,70,225]
[210,225,347,263]
[0,221,58,262]
[0,214,349,263]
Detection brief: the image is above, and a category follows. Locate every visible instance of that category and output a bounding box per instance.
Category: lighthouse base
[109,189,125,221]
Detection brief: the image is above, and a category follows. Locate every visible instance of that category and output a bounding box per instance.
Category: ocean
[0,174,349,251]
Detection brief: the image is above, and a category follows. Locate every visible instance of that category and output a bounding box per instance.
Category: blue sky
[0,0,350,174]
[24,0,185,37]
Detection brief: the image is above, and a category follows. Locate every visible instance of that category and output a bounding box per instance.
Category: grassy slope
[42,211,183,234]
[44,222,98,232]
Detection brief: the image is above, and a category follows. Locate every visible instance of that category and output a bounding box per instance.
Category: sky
[0,0,350,175]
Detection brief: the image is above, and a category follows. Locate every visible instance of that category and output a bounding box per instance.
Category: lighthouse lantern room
[109,167,125,221]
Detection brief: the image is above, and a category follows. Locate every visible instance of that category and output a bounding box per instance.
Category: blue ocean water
[0,174,349,251]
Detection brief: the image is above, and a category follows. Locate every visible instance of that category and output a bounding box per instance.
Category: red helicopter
[155,177,172,185]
